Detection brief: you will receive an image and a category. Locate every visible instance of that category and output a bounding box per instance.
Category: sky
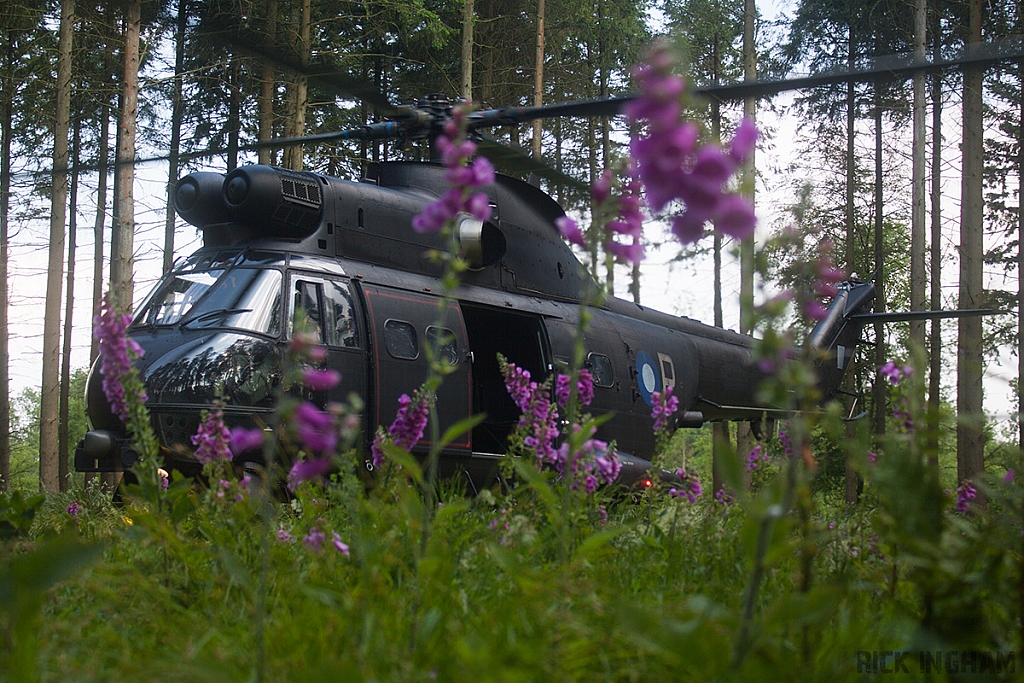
[6,0,1020,435]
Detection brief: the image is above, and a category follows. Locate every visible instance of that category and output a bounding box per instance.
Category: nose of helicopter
[84,330,284,463]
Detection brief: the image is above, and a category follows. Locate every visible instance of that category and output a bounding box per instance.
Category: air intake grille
[280,172,322,208]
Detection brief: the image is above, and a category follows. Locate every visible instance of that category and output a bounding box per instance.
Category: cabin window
[426,326,458,366]
[658,353,676,390]
[324,281,359,348]
[291,279,327,343]
[588,353,614,387]
[384,320,418,360]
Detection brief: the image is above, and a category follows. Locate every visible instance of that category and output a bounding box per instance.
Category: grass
[2,430,1021,682]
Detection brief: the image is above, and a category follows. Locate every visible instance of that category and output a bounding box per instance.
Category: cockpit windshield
[136,267,284,337]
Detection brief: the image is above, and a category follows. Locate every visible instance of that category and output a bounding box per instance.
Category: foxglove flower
[302,368,341,391]
[956,480,977,513]
[651,386,679,432]
[669,468,702,503]
[412,107,494,234]
[371,390,431,468]
[294,401,337,454]
[192,402,232,465]
[230,426,265,456]
[624,41,758,245]
[287,456,332,490]
[93,293,146,422]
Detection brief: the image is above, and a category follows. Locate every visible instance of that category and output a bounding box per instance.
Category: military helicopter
[72,39,1017,491]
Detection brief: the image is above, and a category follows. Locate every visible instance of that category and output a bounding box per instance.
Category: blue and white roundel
[635,350,662,407]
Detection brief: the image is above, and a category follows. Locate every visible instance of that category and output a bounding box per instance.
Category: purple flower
[230,426,265,456]
[594,449,621,485]
[1004,469,1015,483]
[879,361,903,385]
[867,450,878,465]
[668,468,702,503]
[956,480,977,513]
[714,488,733,506]
[412,108,494,234]
[277,529,294,543]
[651,386,679,432]
[500,358,561,466]
[302,368,341,391]
[294,401,337,454]
[192,403,233,465]
[554,369,595,409]
[93,293,146,422]
[287,456,332,489]
[625,43,757,246]
[304,528,326,552]
[747,445,765,471]
[556,216,586,247]
[66,501,80,518]
[371,390,430,468]
[331,532,350,556]
[805,301,828,321]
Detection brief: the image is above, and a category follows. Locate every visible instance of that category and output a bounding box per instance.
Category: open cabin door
[361,284,472,454]
[460,304,548,455]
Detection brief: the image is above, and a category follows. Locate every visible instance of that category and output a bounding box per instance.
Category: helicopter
[72,35,1017,491]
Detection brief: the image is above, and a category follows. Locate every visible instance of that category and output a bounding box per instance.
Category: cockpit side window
[324,280,359,348]
[291,278,326,344]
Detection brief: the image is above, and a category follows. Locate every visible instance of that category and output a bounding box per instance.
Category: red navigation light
[643,478,653,488]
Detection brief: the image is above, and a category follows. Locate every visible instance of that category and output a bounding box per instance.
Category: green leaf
[382,443,425,485]
[437,413,487,451]
[0,534,106,613]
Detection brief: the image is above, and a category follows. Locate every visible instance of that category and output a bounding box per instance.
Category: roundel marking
[635,350,662,407]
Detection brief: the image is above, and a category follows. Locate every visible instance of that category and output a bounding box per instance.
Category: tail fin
[808,280,876,401]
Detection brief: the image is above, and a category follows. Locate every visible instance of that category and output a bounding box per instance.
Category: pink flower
[230,426,264,456]
[332,532,350,556]
[651,386,679,432]
[287,456,332,489]
[556,216,586,247]
[294,402,337,453]
[625,42,757,246]
[304,527,326,552]
[192,403,232,465]
[302,368,341,391]
[93,293,146,422]
[412,107,495,234]
[371,390,430,468]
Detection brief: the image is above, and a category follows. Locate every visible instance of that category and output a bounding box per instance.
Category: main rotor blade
[850,309,1002,324]
[470,97,634,128]
[196,18,398,116]
[474,137,588,192]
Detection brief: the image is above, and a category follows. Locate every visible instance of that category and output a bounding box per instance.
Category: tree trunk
[872,82,886,444]
[90,47,111,366]
[844,24,860,505]
[164,0,187,275]
[910,0,926,348]
[40,0,75,494]
[927,10,942,469]
[59,117,81,492]
[284,0,310,170]
[111,0,140,311]
[957,0,985,488]
[531,0,544,161]
[0,27,14,491]
[735,0,756,464]
[259,0,277,166]
[1018,45,1024,454]
[461,0,474,100]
